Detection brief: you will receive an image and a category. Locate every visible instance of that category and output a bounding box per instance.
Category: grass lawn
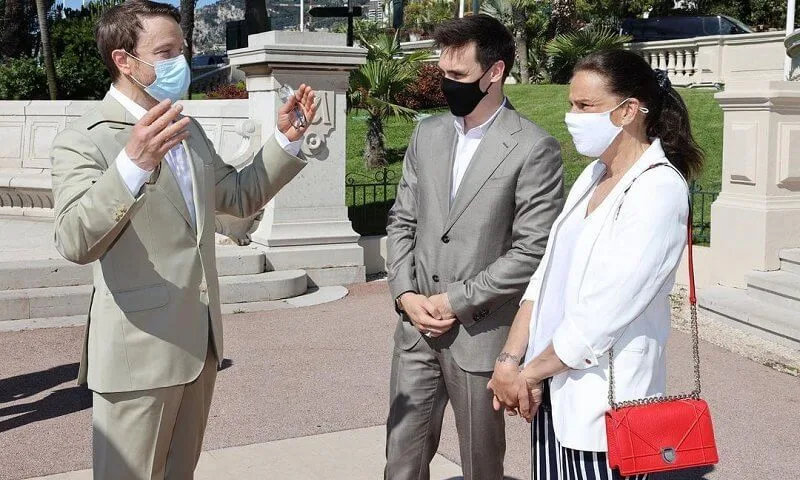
[346,84,722,191]
[345,84,723,239]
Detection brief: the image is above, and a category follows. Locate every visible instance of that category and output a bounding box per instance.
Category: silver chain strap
[607,162,702,410]
[608,303,701,410]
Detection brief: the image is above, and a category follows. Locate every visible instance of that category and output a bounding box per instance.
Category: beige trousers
[91,344,217,480]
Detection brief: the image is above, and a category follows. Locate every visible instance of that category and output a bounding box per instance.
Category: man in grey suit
[385,15,565,479]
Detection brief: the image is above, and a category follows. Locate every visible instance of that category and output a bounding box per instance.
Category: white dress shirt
[451,99,507,202]
[110,85,302,226]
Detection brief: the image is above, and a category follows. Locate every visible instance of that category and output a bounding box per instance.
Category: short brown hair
[432,14,515,80]
[95,0,181,81]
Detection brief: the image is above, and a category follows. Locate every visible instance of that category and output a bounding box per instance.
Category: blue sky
[60,0,220,10]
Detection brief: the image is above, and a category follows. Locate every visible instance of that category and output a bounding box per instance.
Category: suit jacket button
[441,235,450,244]
[432,274,440,282]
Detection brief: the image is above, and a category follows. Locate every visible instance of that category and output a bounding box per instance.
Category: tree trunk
[35,0,57,100]
[1,0,26,59]
[180,0,196,98]
[514,29,529,84]
[364,113,387,169]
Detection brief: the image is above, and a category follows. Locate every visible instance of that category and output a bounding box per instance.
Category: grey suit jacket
[386,103,564,372]
[51,93,306,393]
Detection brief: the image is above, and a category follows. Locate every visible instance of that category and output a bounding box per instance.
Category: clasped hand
[399,292,456,337]
[487,363,543,423]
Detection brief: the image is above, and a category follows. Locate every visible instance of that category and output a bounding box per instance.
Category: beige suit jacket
[50,93,306,393]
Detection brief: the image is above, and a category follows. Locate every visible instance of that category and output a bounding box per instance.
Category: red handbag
[605,172,719,477]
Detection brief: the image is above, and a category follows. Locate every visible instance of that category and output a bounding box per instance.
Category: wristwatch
[395,291,415,314]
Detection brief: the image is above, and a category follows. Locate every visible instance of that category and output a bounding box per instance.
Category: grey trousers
[385,336,506,480]
[92,343,217,480]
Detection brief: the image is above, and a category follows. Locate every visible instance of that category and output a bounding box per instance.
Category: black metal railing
[346,168,398,236]
[345,170,720,244]
[690,182,719,245]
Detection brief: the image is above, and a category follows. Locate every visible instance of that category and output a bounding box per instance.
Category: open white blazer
[522,139,690,452]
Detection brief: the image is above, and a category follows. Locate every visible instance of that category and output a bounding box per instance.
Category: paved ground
[1,281,799,480]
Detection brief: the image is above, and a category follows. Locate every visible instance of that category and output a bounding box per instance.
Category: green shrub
[52,16,111,99]
[0,57,48,100]
[206,82,248,99]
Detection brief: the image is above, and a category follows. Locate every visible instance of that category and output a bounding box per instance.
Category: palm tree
[180,0,196,96]
[481,0,539,84]
[545,27,631,83]
[35,0,57,99]
[348,34,430,168]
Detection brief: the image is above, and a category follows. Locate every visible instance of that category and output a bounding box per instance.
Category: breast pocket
[483,173,515,189]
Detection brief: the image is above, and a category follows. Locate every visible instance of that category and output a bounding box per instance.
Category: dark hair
[432,14,515,80]
[574,49,703,181]
[95,0,181,82]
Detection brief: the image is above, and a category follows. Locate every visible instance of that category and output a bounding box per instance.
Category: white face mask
[565,98,648,158]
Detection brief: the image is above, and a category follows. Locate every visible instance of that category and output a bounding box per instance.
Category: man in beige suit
[49,1,318,478]
[385,15,564,479]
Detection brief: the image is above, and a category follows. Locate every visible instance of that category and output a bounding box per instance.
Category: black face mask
[441,67,493,117]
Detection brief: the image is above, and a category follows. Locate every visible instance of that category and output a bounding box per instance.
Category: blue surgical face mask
[126,52,191,103]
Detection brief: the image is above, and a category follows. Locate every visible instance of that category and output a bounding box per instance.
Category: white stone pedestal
[711,81,800,287]
[229,32,368,286]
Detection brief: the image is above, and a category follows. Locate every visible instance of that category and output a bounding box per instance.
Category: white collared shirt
[451,98,507,202]
[110,85,302,226]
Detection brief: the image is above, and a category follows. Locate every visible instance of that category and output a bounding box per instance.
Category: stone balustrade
[398,32,787,87]
[0,99,257,216]
[627,31,786,88]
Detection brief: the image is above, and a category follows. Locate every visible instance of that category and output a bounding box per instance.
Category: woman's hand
[516,367,544,423]
[488,355,521,415]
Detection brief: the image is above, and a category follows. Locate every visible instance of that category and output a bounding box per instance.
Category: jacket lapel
[183,120,206,242]
[429,115,457,223]
[444,105,520,232]
[102,94,197,232]
[567,140,672,297]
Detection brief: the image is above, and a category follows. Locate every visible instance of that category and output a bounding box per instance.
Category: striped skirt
[532,382,647,480]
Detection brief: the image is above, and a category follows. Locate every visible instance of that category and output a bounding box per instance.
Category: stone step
[0,286,348,332]
[219,270,307,303]
[699,286,800,351]
[0,285,92,321]
[746,270,800,311]
[0,246,266,290]
[0,270,307,321]
[780,249,800,276]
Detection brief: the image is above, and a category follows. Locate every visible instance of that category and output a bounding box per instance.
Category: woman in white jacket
[488,50,704,480]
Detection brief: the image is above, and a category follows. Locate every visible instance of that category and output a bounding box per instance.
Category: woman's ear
[621,98,642,125]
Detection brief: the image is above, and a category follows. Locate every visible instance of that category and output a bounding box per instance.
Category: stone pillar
[711,81,800,287]
[229,31,368,286]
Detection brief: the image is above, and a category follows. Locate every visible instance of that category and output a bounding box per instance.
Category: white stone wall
[0,98,250,172]
[0,99,253,213]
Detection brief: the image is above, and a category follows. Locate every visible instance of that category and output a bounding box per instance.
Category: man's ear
[111,49,133,77]
[491,61,506,83]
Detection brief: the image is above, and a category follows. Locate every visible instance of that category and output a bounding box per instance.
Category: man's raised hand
[277,84,319,142]
[125,99,191,172]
